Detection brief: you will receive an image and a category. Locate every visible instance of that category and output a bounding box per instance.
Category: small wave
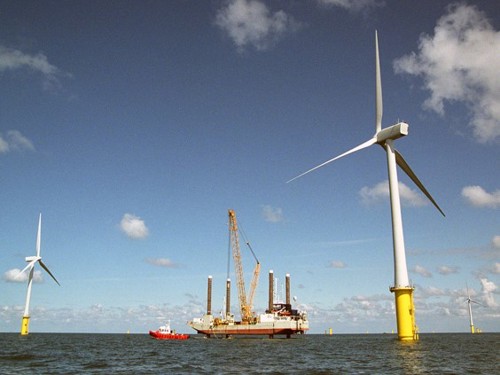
[83,361,109,369]
[1,354,37,361]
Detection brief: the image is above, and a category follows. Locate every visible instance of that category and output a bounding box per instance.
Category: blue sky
[1,0,499,334]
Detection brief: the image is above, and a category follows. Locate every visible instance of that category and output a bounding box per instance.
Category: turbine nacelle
[376,122,408,144]
[25,256,41,263]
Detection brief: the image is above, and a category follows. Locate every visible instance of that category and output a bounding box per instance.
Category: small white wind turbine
[288,31,445,341]
[16,213,60,335]
[466,284,482,334]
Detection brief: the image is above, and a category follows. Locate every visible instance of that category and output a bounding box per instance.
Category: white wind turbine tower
[288,31,445,341]
[16,213,60,335]
[466,284,482,334]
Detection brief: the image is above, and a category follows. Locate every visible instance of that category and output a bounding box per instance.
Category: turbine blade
[466,283,472,299]
[287,137,376,183]
[471,300,484,307]
[395,150,445,217]
[375,30,382,134]
[36,213,42,257]
[16,262,35,278]
[39,260,60,286]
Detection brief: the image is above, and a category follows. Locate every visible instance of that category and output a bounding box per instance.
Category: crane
[228,209,261,323]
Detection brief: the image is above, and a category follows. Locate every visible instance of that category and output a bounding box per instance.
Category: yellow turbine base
[471,325,475,334]
[21,316,30,335]
[390,286,418,341]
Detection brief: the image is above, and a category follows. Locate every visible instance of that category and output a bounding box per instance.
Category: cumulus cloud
[3,268,43,283]
[491,262,500,274]
[120,213,149,239]
[0,130,35,154]
[360,180,428,207]
[215,0,300,52]
[329,260,346,269]
[0,300,203,333]
[412,264,432,278]
[394,3,500,143]
[334,294,393,321]
[261,205,284,223]
[317,0,385,14]
[419,285,446,297]
[0,45,69,90]
[437,265,459,275]
[493,236,500,249]
[461,185,500,208]
[145,258,178,268]
[480,278,498,307]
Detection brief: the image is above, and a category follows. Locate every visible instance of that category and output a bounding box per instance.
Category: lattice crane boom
[248,261,260,316]
[228,209,249,321]
[228,209,261,322]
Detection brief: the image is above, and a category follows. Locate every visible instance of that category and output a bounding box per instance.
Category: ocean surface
[1,332,498,374]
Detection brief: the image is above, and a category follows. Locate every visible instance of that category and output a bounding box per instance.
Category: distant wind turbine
[287,31,445,341]
[16,214,60,335]
[466,284,482,334]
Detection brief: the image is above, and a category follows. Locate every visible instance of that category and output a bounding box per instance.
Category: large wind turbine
[466,284,482,334]
[288,31,445,341]
[16,214,60,335]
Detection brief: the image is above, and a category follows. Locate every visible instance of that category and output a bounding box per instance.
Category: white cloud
[492,263,500,274]
[360,180,428,207]
[360,181,388,203]
[461,185,500,208]
[493,236,500,249]
[0,301,203,334]
[419,285,446,297]
[394,3,500,143]
[1,285,498,333]
[329,260,346,269]
[333,294,394,322]
[0,137,8,153]
[3,268,43,283]
[0,46,58,74]
[437,265,459,275]
[145,258,178,268]
[0,130,35,154]
[480,278,498,307]
[215,0,300,52]
[317,0,384,13]
[261,205,284,223]
[0,45,69,90]
[120,213,149,240]
[412,265,432,278]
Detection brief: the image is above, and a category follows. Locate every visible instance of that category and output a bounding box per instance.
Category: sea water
[0,333,498,374]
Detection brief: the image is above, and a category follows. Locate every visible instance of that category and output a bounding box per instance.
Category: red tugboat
[149,321,190,340]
